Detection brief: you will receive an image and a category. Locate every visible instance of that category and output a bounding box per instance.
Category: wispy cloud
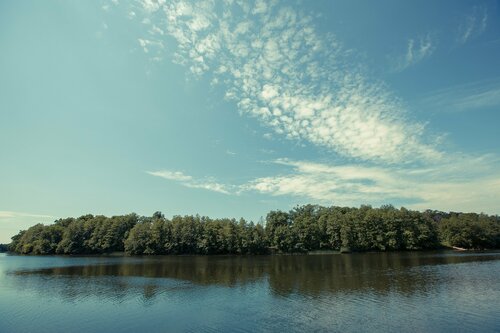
[395,35,435,71]
[0,211,55,242]
[116,0,441,164]
[243,157,500,214]
[105,1,500,214]
[147,170,193,182]
[148,154,500,214]
[0,210,54,220]
[147,170,232,194]
[458,6,488,44]
[419,79,500,112]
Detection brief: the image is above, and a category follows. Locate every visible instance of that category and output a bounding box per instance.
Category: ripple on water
[0,252,499,333]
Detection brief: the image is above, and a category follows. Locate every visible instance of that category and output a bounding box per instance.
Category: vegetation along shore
[4,205,499,255]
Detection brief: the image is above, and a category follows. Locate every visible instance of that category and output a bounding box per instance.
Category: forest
[6,205,500,255]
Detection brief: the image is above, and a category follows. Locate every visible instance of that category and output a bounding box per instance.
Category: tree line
[6,205,500,255]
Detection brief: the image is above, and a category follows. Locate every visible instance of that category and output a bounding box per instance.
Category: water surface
[0,251,499,332]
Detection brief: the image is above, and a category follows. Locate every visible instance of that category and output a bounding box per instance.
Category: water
[0,251,499,333]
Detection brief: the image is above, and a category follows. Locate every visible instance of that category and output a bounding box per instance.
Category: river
[0,251,499,332]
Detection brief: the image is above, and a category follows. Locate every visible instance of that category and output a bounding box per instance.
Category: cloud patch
[395,35,435,71]
[0,211,54,220]
[458,6,488,44]
[147,170,232,194]
[244,157,500,214]
[120,0,441,164]
[149,155,500,214]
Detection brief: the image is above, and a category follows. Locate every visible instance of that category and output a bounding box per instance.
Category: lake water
[0,251,499,332]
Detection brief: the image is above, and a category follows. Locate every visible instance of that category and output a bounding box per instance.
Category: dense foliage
[10,214,138,255]
[438,212,500,249]
[0,244,9,252]
[267,205,441,252]
[7,205,500,255]
[124,212,267,255]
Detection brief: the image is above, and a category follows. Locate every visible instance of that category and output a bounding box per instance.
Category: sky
[1,0,500,242]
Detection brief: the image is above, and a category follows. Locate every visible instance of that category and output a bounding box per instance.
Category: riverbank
[4,245,495,257]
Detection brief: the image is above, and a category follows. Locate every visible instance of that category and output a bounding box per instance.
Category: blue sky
[1,0,499,242]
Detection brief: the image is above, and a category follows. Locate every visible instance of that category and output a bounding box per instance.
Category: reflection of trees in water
[278,252,500,298]
[10,252,499,303]
[267,253,438,296]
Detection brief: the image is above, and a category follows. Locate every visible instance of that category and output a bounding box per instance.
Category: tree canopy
[7,205,500,255]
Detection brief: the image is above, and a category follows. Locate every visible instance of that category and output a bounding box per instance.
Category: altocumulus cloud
[115,1,499,213]
[120,0,441,164]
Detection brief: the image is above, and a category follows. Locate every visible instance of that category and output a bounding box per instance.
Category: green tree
[265,210,290,248]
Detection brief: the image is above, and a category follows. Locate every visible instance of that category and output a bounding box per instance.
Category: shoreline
[3,247,498,257]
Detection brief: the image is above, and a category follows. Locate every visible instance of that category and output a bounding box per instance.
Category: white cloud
[185,181,231,194]
[0,211,54,220]
[111,1,500,215]
[122,0,441,164]
[138,38,164,54]
[147,154,500,214]
[147,170,231,194]
[146,170,193,182]
[395,35,435,71]
[141,0,165,13]
[252,0,268,15]
[243,157,500,214]
[458,6,488,44]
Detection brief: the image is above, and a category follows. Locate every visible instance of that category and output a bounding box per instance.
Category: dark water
[0,252,499,333]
